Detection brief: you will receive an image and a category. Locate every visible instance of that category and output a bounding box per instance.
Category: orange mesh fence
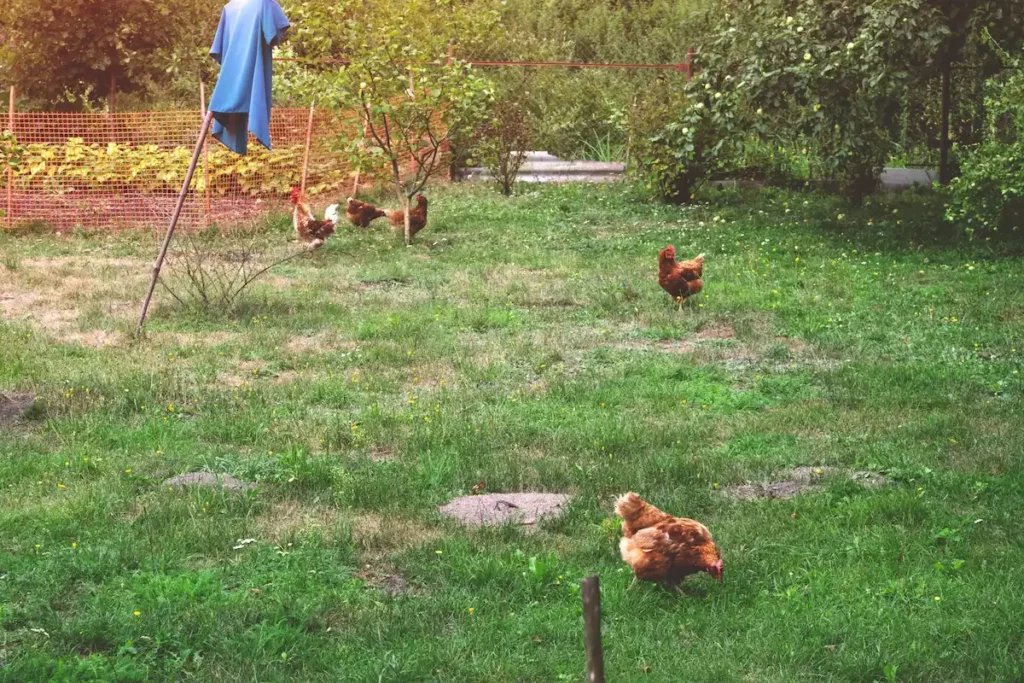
[2,107,434,232]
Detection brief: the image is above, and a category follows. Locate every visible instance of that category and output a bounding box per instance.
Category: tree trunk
[394,184,411,246]
[404,196,412,246]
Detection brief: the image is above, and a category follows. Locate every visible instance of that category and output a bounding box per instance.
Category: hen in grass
[386,194,428,240]
[658,245,703,306]
[615,492,722,593]
[290,187,335,250]
[344,197,387,228]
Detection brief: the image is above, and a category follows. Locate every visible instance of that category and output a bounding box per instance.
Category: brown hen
[346,197,387,228]
[658,245,704,304]
[386,194,428,240]
[290,187,335,249]
[615,492,723,592]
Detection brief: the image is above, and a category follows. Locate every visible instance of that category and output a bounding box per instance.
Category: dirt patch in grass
[355,277,409,292]
[439,492,572,530]
[614,320,837,372]
[155,331,240,347]
[256,502,341,542]
[285,333,354,354]
[274,370,301,386]
[163,472,258,492]
[352,513,442,557]
[0,392,36,425]
[369,445,397,462]
[66,329,123,348]
[405,362,458,392]
[217,373,247,389]
[723,466,886,501]
[356,565,414,597]
[0,288,124,348]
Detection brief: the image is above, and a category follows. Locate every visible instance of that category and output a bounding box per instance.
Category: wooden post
[136,109,215,337]
[300,102,315,194]
[939,54,952,186]
[582,575,605,683]
[686,47,695,81]
[200,81,211,228]
[109,71,117,114]
[6,87,14,229]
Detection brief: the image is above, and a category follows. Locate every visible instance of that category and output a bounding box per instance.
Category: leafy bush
[947,44,1024,235]
[0,130,25,173]
[477,84,534,196]
[632,72,743,203]
[634,0,952,205]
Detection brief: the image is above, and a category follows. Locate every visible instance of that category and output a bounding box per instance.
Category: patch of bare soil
[0,286,123,349]
[723,466,886,501]
[255,502,341,542]
[369,445,397,462]
[0,392,36,425]
[616,322,737,354]
[615,321,838,372]
[356,565,416,597]
[439,493,572,530]
[155,331,239,347]
[355,277,409,292]
[285,333,354,354]
[162,472,257,492]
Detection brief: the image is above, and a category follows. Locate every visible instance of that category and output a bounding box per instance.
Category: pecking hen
[615,492,723,593]
[290,187,335,250]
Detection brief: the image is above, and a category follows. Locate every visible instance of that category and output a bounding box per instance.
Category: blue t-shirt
[208,0,290,155]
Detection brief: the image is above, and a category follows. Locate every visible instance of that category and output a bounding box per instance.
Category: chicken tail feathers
[615,492,647,521]
[615,492,672,536]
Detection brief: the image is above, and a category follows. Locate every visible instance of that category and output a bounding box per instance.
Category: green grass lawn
[1,184,1022,682]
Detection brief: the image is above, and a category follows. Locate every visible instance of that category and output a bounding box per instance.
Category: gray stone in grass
[163,472,257,492]
[439,493,571,529]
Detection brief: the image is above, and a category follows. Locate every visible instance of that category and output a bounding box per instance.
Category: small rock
[439,492,571,529]
[163,472,257,492]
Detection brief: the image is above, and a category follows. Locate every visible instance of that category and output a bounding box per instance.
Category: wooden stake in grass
[301,102,315,194]
[582,575,606,683]
[136,109,215,337]
[200,81,211,229]
[6,86,13,230]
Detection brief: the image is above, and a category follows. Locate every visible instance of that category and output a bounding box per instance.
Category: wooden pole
[582,575,605,683]
[108,72,117,144]
[300,102,315,194]
[136,109,215,337]
[939,53,952,186]
[686,47,695,81]
[6,87,14,229]
[200,81,211,228]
